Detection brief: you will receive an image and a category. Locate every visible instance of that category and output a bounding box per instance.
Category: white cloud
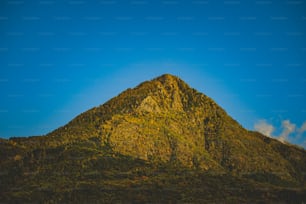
[298,121,306,135]
[254,119,306,148]
[254,120,274,137]
[278,120,296,142]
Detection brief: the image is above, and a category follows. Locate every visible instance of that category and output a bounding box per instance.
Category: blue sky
[0,0,306,148]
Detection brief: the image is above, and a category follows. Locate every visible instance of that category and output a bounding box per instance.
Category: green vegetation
[1,74,305,202]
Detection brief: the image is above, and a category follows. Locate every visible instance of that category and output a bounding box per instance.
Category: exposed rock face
[137,96,161,113]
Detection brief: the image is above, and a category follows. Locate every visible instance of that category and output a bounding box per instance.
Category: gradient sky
[0,0,306,148]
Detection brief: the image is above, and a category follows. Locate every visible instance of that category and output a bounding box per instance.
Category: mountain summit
[1,74,306,203]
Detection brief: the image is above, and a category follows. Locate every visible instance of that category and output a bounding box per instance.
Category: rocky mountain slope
[1,74,305,203]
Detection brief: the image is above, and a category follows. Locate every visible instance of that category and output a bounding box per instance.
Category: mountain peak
[152,74,186,88]
[154,73,180,82]
[135,74,194,112]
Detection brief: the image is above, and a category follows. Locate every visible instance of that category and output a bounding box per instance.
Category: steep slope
[2,74,306,202]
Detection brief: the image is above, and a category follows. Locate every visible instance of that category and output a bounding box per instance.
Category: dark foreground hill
[1,74,306,203]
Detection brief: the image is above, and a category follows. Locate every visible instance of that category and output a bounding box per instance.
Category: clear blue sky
[0,0,306,148]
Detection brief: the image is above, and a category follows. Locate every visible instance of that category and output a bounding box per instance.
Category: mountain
[1,74,306,203]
